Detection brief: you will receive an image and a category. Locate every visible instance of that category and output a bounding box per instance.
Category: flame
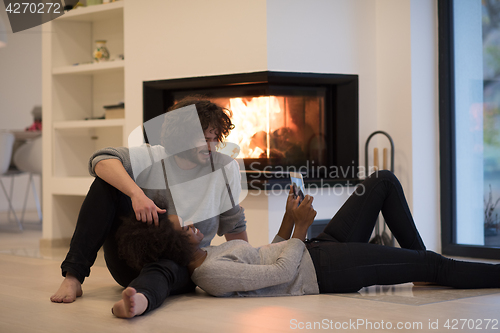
[224,96,285,158]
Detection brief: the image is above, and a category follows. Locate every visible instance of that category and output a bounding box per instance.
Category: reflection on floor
[0,210,45,259]
[1,211,500,332]
[0,211,107,265]
[337,284,500,306]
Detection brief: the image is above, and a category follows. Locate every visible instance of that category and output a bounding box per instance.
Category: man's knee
[89,176,116,193]
[87,177,130,209]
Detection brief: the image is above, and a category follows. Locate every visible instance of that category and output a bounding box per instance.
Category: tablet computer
[290,172,305,204]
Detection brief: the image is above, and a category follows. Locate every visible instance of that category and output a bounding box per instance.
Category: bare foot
[50,273,83,303]
[112,287,148,319]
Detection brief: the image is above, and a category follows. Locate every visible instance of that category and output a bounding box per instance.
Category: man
[50,97,248,314]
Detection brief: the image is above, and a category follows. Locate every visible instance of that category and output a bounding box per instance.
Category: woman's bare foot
[50,273,83,303]
[112,287,148,319]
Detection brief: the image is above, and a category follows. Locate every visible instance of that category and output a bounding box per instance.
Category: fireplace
[143,71,359,185]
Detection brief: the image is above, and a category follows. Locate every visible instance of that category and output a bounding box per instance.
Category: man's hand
[130,190,166,226]
[95,159,166,226]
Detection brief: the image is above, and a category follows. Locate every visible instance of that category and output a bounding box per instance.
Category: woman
[113,171,500,318]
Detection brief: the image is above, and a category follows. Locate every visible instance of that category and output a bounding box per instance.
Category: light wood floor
[1,212,500,332]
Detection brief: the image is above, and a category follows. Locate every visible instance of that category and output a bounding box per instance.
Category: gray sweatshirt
[88,145,247,248]
[191,236,319,297]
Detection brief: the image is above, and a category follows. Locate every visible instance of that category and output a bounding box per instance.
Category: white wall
[410,0,440,250]
[0,5,42,213]
[376,0,412,191]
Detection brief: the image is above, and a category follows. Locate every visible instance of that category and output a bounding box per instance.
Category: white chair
[0,132,23,231]
[13,136,42,225]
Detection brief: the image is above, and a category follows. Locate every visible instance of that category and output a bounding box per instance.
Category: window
[440,0,500,258]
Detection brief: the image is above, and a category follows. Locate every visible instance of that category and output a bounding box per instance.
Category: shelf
[51,177,94,195]
[43,0,126,240]
[54,118,125,129]
[52,60,125,75]
[57,1,124,22]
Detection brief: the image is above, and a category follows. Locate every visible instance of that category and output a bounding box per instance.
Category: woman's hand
[277,186,299,240]
[293,195,317,229]
[279,186,317,241]
[291,195,317,241]
[285,185,301,215]
[130,190,167,226]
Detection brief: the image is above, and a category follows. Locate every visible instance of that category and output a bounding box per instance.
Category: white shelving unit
[42,2,125,244]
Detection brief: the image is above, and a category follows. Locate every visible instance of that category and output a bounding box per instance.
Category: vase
[87,0,103,5]
[93,40,110,63]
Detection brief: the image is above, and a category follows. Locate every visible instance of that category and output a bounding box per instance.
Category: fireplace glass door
[173,87,326,173]
[143,71,359,182]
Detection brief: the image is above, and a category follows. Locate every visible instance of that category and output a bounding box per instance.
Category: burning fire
[223,96,285,159]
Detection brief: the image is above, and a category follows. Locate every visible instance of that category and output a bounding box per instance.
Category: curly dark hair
[161,96,235,151]
[115,209,194,271]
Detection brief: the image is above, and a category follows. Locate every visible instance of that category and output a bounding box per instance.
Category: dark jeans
[307,170,500,293]
[61,177,195,313]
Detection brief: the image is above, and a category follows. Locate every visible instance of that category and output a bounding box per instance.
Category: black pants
[307,170,500,293]
[60,177,195,313]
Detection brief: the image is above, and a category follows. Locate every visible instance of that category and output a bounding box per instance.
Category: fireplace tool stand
[364,130,395,246]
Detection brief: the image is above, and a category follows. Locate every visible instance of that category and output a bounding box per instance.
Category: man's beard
[176,147,210,166]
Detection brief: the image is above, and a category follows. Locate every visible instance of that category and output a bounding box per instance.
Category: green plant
[484,184,500,231]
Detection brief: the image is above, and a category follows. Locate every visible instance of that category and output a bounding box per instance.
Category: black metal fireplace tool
[365,131,395,246]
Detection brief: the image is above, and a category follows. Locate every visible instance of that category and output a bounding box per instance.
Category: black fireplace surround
[143,71,359,185]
